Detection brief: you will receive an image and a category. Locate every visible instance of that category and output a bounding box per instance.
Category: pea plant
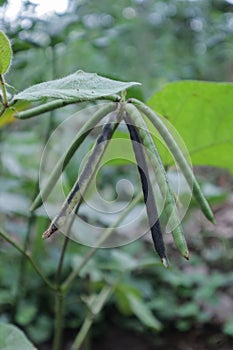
[0,31,216,350]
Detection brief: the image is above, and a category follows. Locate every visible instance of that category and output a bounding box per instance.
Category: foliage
[0,1,233,350]
[14,71,140,102]
[0,323,37,350]
[148,81,233,171]
[0,30,12,74]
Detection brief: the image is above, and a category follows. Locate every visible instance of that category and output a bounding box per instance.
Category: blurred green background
[0,1,233,349]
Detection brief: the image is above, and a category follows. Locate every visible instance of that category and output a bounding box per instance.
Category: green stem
[0,105,6,117]
[52,289,65,350]
[52,201,83,350]
[14,61,57,313]
[62,191,143,292]
[0,74,8,107]
[14,95,120,120]
[12,212,36,320]
[71,284,114,350]
[0,226,56,290]
[72,318,92,350]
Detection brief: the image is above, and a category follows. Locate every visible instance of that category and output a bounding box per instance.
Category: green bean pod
[125,103,189,259]
[131,98,215,224]
[43,108,122,239]
[125,117,168,267]
[31,103,117,211]
[14,95,120,119]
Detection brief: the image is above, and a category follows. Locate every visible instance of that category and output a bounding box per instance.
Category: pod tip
[30,200,40,212]
[42,224,57,240]
[211,216,216,225]
[184,250,190,260]
[204,207,216,224]
[29,204,35,212]
[161,257,169,268]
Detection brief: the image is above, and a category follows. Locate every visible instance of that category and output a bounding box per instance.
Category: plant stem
[71,284,114,350]
[12,212,36,320]
[0,226,56,290]
[0,105,6,117]
[14,95,120,120]
[62,191,143,291]
[0,74,8,107]
[52,289,65,350]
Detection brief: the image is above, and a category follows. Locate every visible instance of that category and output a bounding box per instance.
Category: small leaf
[126,293,162,331]
[223,319,233,336]
[14,70,141,102]
[0,323,37,350]
[15,303,37,326]
[115,284,141,315]
[0,101,30,128]
[27,316,52,343]
[0,31,12,74]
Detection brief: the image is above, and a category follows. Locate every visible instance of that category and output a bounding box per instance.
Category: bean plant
[0,31,215,350]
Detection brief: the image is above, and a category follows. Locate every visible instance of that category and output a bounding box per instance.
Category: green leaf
[0,101,30,128]
[14,70,141,102]
[15,303,37,326]
[223,319,233,337]
[148,81,233,172]
[126,293,162,331]
[0,31,12,74]
[27,316,52,343]
[0,323,37,350]
[115,284,141,315]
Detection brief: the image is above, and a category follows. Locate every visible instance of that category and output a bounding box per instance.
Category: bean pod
[131,99,215,224]
[31,102,117,211]
[125,103,189,259]
[43,107,122,239]
[125,115,168,267]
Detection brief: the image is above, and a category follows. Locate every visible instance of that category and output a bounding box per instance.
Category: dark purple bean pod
[124,115,169,267]
[43,108,123,239]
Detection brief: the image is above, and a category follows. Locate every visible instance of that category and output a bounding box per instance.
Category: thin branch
[0,105,6,117]
[71,284,114,350]
[0,226,56,291]
[62,191,143,291]
[52,290,65,350]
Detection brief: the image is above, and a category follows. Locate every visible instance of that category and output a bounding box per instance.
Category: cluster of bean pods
[32,97,215,266]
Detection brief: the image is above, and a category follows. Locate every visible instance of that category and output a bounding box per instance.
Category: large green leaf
[0,31,12,74]
[14,70,140,102]
[0,323,37,350]
[147,81,233,172]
